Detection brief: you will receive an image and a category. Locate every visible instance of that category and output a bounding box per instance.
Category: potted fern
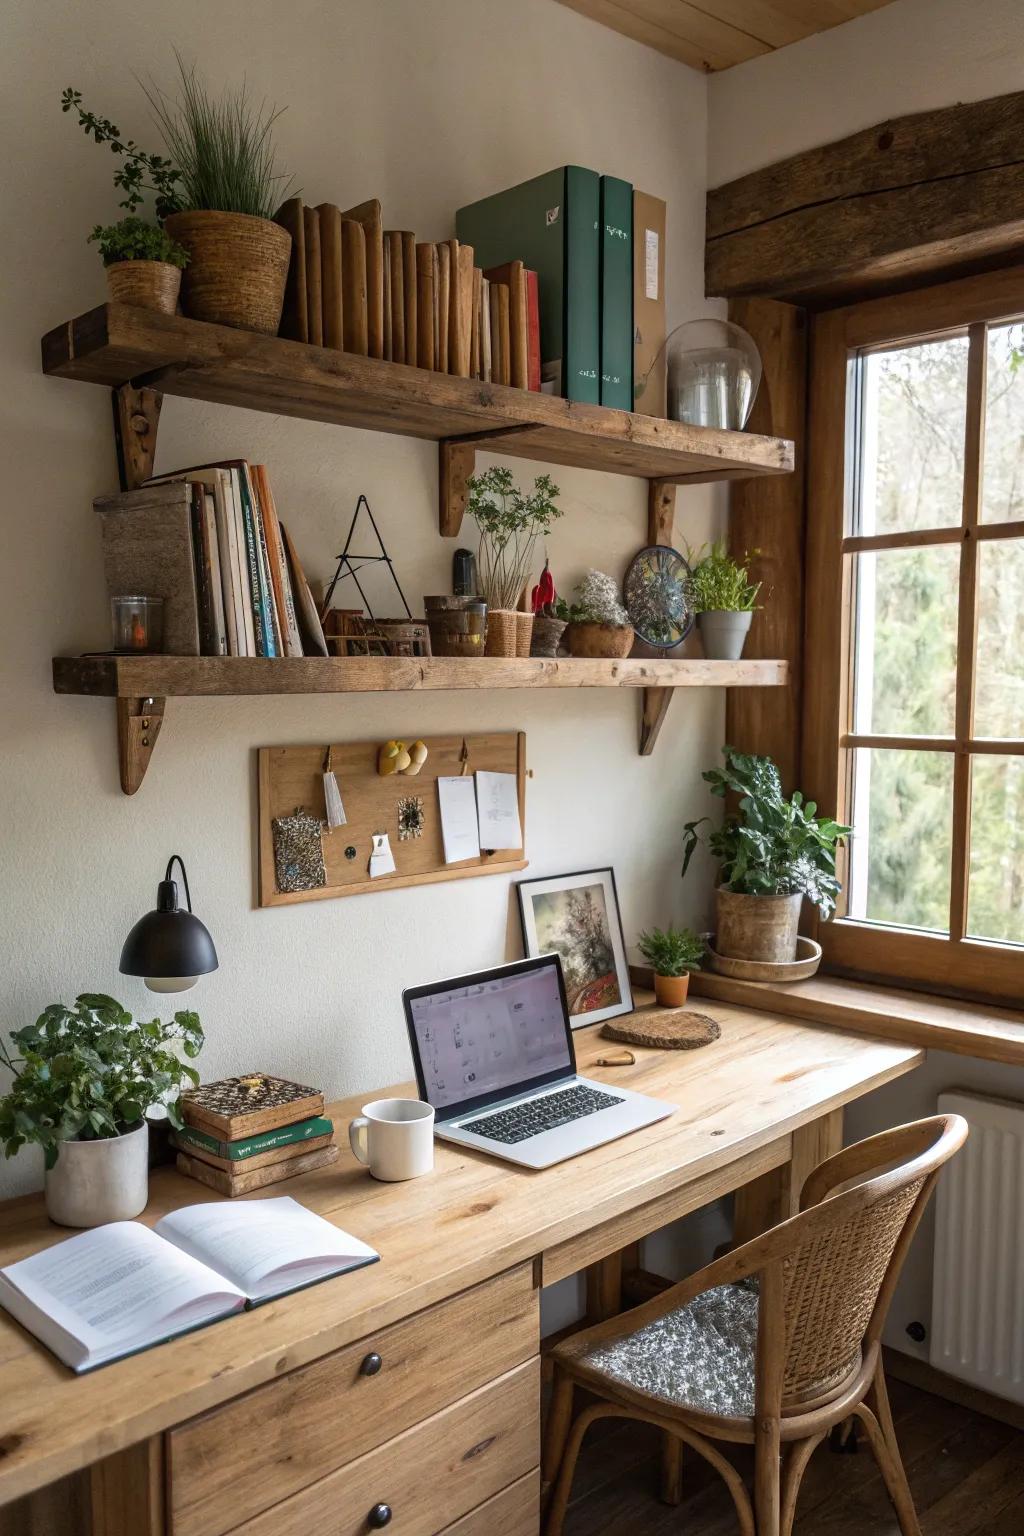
[564,571,635,658]
[637,926,705,1007]
[0,995,203,1228]
[682,748,850,963]
[687,542,761,660]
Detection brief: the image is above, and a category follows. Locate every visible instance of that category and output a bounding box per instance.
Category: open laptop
[403,954,674,1169]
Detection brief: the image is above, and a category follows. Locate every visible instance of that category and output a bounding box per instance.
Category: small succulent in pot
[685,542,761,661]
[564,570,634,658]
[89,216,189,314]
[637,926,705,1007]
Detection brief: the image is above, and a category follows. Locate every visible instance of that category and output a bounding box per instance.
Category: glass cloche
[637,318,762,430]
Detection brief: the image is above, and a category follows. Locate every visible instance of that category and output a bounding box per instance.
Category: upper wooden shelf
[41,304,794,488]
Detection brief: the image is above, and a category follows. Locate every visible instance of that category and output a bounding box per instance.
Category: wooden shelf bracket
[639,480,678,754]
[112,384,162,492]
[116,695,165,794]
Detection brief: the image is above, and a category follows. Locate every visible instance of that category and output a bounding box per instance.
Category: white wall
[0,0,723,1197]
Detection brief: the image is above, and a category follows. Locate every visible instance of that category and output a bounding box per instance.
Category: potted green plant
[467,467,563,656]
[564,570,635,659]
[89,216,189,315]
[686,542,761,660]
[63,55,293,335]
[636,926,705,1007]
[682,747,850,963]
[0,995,203,1228]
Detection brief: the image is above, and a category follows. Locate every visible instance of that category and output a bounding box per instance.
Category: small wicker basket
[106,260,182,315]
[514,612,534,658]
[485,609,518,657]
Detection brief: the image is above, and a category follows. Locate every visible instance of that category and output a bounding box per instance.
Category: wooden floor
[563,1379,1024,1535]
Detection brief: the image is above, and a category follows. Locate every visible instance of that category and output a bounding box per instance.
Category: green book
[599,176,633,411]
[456,166,601,403]
[174,1115,334,1162]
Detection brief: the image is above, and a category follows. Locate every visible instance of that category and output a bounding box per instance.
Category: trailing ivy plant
[636,926,705,977]
[89,216,189,267]
[682,747,850,920]
[62,87,182,218]
[686,542,761,613]
[0,996,203,1169]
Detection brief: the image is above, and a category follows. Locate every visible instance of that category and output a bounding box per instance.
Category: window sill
[687,969,1024,1066]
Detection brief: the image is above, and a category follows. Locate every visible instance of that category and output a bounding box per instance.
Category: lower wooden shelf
[51,653,789,791]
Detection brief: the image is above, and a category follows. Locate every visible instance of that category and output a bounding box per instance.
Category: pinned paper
[437,776,481,864]
[368,832,397,879]
[475,771,522,851]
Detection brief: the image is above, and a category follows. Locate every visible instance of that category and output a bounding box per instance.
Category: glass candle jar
[111,595,164,653]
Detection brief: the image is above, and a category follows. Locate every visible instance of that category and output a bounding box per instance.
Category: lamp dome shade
[120,877,218,989]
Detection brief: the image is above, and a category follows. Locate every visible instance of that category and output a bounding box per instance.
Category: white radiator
[931,1090,1024,1405]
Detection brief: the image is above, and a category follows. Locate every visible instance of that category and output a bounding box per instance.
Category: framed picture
[517,868,633,1028]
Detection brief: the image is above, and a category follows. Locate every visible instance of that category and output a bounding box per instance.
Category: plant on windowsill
[686,542,761,660]
[467,466,563,657]
[682,747,850,965]
[0,995,203,1229]
[636,926,705,1008]
[562,570,635,659]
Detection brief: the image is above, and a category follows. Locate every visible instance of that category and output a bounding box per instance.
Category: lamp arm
[164,854,193,913]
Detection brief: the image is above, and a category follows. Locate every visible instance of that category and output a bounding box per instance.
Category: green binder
[599,176,633,411]
[456,166,600,403]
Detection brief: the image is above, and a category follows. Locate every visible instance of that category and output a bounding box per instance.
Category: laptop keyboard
[462,1084,625,1145]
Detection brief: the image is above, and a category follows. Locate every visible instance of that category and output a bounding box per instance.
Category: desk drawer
[439,1470,539,1536]
[229,1361,539,1536]
[169,1264,537,1536]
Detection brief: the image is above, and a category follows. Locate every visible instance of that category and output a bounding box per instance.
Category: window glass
[847,748,953,933]
[968,756,1024,945]
[851,546,959,737]
[981,322,1024,525]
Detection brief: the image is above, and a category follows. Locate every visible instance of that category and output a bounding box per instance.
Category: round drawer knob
[359,1351,383,1377]
[368,1503,392,1528]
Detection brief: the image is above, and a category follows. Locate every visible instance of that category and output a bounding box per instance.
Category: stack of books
[173,1074,337,1198]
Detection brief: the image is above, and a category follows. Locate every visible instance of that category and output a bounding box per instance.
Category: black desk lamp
[120,855,218,994]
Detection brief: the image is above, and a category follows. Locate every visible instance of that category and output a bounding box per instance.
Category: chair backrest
[758,1114,967,1410]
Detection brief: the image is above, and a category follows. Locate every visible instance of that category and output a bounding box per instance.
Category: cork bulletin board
[257,731,527,907]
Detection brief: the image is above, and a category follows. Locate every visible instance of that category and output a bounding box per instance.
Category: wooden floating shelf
[52,654,789,792]
[41,305,794,534]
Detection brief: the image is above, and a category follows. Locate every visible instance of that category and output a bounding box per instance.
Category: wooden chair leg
[660,1431,684,1505]
[754,1418,782,1536]
[780,1432,826,1536]
[857,1374,923,1536]
[544,1403,613,1536]
[542,1371,575,1486]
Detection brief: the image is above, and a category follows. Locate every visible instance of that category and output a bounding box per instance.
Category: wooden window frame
[804,266,1024,1005]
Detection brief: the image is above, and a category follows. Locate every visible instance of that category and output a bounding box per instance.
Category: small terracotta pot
[485,609,518,657]
[106,260,182,315]
[715,886,803,963]
[163,210,291,334]
[567,622,635,659]
[654,972,690,1008]
[514,612,534,658]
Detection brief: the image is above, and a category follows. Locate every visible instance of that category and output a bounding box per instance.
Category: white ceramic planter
[697,609,753,661]
[44,1121,149,1228]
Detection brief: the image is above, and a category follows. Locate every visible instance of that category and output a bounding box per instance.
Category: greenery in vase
[686,541,761,613]
[89,215,189,268]
[682,747,850,920]
[637,926,705,977]
[467,467,562,612]
[0,995,203,1169]
[565,570,630,626]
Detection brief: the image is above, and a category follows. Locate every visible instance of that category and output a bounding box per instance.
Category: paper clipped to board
[475,770,522,850]
[437,775,481,863]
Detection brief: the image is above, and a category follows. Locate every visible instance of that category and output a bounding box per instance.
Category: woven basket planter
[163,211,291,334]
[106,260,181,315]
[514,612,534,658]
[485,609,518,658]
[530,615,567,658]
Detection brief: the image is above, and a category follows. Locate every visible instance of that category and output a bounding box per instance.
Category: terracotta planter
[715,886,803,963]
[514,612,534,658]
[485,609,518,657]
[106,260,181,315]
[567,622,635,659]
[163,211,291,334]
[654,972,690,1008]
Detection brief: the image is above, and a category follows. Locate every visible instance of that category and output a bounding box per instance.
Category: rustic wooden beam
[706,90,1024,304]
[725,298,807,789]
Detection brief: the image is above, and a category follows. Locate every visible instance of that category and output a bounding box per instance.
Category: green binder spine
[599,176,634,411]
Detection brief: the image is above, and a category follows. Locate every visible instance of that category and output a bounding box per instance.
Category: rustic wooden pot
[106,260,181,315]
[654,972,690,1007]
[485,609,518,657]
[514,612,534,658]
[163,211,291,334]
[567,621,635,658]
[715,886,803,963]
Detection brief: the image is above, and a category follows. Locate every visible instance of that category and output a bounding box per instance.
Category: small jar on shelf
[110,595,164,653]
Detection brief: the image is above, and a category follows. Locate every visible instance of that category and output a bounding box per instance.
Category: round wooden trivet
[601,1008,721,1051]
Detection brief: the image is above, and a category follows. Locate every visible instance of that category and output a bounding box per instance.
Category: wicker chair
[543,1114,968,1536]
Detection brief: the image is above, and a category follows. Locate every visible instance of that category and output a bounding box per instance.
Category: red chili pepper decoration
[531,557,556,614]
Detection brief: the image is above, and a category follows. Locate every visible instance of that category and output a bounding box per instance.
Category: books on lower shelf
[97,462,327,660]
[175,1075,337,1197]
[0,1197,377,1373]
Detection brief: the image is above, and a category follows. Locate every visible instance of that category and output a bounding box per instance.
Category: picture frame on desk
[517,867,633,1028]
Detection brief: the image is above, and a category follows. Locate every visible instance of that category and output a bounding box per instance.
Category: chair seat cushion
[581,1281,758,1417]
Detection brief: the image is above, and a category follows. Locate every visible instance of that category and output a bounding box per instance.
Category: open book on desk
[0,1196,378,1373]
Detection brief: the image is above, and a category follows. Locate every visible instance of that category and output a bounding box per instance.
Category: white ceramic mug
[348,1098,435,1181]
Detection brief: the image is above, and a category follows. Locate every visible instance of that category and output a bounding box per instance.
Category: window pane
[852,546,959,736]
[856,337,968,535]
[982,321,1024,525]
[975,539,1024,739]
[847,748,953,932]
[968,756,1024,944]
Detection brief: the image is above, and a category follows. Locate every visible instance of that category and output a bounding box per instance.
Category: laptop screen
[404,956,574,1117]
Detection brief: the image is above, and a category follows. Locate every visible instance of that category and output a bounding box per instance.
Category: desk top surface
[0,1003,921,1504]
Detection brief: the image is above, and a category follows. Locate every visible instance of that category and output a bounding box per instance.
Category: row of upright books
[95,461,328,658]
[274,196,542,390]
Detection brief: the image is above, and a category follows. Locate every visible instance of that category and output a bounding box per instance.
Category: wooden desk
[0,1006,921,1536]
